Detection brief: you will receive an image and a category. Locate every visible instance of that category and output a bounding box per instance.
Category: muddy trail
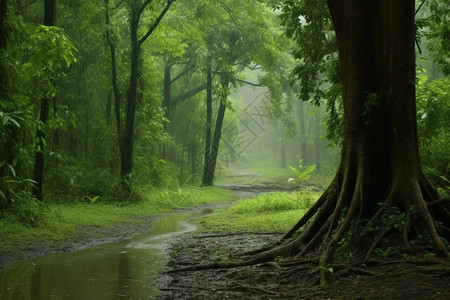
[155,185,450,300]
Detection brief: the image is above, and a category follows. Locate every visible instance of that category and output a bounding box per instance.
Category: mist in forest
[212,77,340,185]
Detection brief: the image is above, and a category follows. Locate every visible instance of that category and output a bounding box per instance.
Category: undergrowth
[197,189,321,233]
[0,186,234,252]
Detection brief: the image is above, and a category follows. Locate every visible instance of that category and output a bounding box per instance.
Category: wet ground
[2,184,449,299]
[155,232,450,299]
[0,212,203,299]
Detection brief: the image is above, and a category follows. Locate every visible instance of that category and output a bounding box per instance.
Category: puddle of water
[0,212,197,300]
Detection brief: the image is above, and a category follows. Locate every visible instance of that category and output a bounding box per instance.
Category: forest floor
[154,183,450,299]
[155,231,450,299]
[2,183,449,299]
[0,215,156,271]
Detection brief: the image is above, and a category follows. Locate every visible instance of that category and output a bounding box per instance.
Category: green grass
[197,190,321,233]
[0,186,235,253]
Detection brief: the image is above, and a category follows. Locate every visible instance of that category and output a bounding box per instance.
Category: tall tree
[0,0,6,49]
[106,0,176,189]
[202,58,214,185]
[104,0,122,150]
[0,0,9,209]
[32,0,56,201]
[245,0,449,271]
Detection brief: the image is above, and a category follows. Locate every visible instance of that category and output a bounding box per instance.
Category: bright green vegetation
[1,0,448,264]
[0,186,234,252]
[197,190,321,233]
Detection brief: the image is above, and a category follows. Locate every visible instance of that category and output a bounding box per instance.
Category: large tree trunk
[169,0,449,282]
[251,0,449,265]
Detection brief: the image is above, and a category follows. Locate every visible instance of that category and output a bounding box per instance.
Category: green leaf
[7,164,16,177]
[89,195,100,203]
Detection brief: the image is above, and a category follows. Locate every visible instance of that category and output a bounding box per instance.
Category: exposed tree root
[166,171,449,285]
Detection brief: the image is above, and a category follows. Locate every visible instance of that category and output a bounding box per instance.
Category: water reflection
[0,212,197,299]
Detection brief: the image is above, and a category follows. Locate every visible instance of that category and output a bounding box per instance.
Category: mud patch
[156,232,450,299]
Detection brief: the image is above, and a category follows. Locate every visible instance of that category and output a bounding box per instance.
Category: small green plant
[86,195,100,204]
[274,256,285,263]
[378,203,407,232]
[288,159,316,185]
[373,247,400,260]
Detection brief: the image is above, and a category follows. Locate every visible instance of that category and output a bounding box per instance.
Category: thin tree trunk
[52,97,60,148]
[0,0,7,50]
[297,101,307,164]
[104,0,122,152]
[280,129,286,168]
[314,110,321,168]
[204,97,226,186]
[32,0,55,201]
[120,12,139,183]
[119,1,175,188]
[161,64,171,158]
[0,0,8,208]
[202,58,213,185]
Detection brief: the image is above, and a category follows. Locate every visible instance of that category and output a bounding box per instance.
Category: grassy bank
[0,186,235,253]
[197,189,322,233]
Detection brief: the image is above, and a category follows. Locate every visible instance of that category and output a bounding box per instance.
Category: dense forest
[0,0,337,217]
[1,0,449,270]
[1,0,448,223]
[0,0,449,298]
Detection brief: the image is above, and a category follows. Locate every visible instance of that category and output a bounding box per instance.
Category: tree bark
[104,0,121,139]
[0,0,6,50]
[314,111,320,168]
[160,63,171,159]
[252,0,449,264]
[169,0,450,279]
[280,129,286,168]
[119,0,175,188]
[120,8,139,184]
[106,90,112,125]
[297,101,307,164]
[32,0,55,201]
[205,95,226,186]
[202,58,214,186]
[163,64,172,118]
